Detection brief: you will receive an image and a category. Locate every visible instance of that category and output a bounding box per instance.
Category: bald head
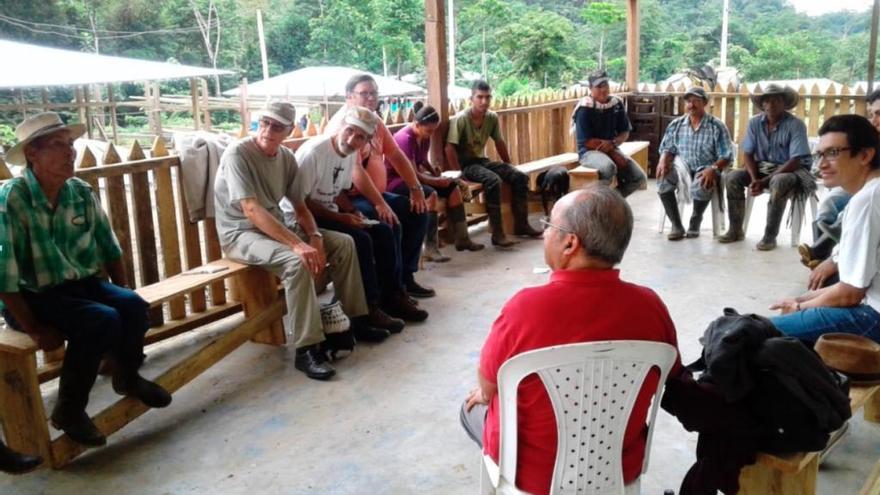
[555,185,633,265]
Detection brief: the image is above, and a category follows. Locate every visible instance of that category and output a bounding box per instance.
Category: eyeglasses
[259,118,290,134]
[812,147,852,163]
[539,218,574,234]
[353,91,378,99]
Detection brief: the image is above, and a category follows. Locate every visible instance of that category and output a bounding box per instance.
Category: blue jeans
[352,192,427,283]
[770,304,880,345]
[3,277,150,411]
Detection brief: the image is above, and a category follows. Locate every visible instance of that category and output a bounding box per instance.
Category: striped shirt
[658,113,733,171]
[742,112,813,170]
[0,168,122,293]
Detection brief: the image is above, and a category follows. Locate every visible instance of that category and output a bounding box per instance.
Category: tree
[580,1,625,70]
[497,9,577,87]
[458,0,512,80]
[372,0,424,77]
[191,0,222,95]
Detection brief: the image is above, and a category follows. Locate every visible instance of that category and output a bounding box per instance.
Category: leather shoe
[295,345,336,380]
[50,408,106,447]
[406,280,436,298]
[353,323,391,343]
[367,306,405,334]
[0,442,42,474]
[383,292,429,322]
[113,373,172,408]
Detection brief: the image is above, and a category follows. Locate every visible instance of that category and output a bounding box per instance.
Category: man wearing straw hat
[719,83,815,250]
[0,112,172,448]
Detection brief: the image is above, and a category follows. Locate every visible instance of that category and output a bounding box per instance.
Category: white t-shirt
[838,177,880,311]
[282,135,355,214]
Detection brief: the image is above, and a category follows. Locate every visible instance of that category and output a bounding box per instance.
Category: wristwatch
[309,232,324,239]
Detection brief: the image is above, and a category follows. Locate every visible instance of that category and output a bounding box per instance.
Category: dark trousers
[3,277,150,412]
[461,160,529,207]
[315,216,400,304]
[352,192,427,283]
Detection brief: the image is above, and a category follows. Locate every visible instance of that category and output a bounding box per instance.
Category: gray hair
[560,184,633,265]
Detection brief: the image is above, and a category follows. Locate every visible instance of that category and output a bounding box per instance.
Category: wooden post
[83,85,93,139]
[239,77,250,136]
[0,347,52,466]
[625,0,640,91]
[425,0,450,169]
[190,78,201,131]
[200,78,212,131]
[107,84,119,144]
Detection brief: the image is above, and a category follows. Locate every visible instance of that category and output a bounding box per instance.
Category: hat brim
[590,77,610,88]
[256,110,294,127]
[5,123,86,166]
[751,88,799,110]
[684,91,708,102]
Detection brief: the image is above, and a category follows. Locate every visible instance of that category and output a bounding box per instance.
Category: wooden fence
[3,80,871,176]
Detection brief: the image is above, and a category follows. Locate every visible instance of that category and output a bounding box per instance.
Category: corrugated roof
[0,39,233,89]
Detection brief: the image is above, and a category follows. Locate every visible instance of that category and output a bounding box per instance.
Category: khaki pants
[223,228,367,349]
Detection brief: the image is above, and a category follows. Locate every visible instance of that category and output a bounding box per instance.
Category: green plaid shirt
[0,168,122,293]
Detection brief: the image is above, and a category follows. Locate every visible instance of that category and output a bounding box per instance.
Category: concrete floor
[2,181,878,495]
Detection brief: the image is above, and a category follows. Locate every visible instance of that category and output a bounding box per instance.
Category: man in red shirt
[461,184,681,495]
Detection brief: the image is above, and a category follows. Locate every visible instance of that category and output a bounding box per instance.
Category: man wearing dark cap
[656,87,733,240]
[572,70,647,198]
[719,84,815,250]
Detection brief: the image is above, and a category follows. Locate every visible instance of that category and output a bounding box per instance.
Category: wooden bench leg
[866,386,880,423]
[737,455,818,495]
[0,350,52,466]
[231,268,286,346]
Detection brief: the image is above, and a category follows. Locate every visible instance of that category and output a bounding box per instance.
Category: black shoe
[367,306,405,334]
[406,280,436,298]
[50,408,106,447]
[383,292,429,322]
[353,323,391,343]
[294,345,336,381]
[113,373,172,408]
[0,442,42,474]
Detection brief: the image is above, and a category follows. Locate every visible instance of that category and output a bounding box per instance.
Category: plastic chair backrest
[495,341,677,495]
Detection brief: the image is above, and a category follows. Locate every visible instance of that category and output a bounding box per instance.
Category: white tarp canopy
[0,39,233,89]
[224,66,426,98]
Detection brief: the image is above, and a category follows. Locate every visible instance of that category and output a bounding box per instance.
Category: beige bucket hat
[5,112,86,166]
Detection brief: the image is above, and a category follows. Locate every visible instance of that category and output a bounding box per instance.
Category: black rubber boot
[422,212,450,262]
[659,192,685,241]
[0,441,42,474]
[449,205,484,251]
[50,352,105,447]
[512,196,542,238]
[757,198,787,251]
[686,200,711,238]
[718,199,746,243]
[487,205,516,249]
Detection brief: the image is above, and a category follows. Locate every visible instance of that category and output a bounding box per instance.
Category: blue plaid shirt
[658,113,733,171]
[742,112,812,170]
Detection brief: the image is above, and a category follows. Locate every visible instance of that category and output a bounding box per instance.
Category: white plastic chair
[480,341,678,495]
[742,194,818,247]
[657,186,726,238]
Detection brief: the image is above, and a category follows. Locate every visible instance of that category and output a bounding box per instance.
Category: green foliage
[497,9,577,87]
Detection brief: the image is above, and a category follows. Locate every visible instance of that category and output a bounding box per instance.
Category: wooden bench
[0,138,285,469]
[737,383,880,495]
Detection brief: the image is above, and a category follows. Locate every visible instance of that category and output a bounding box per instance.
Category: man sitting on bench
[0,112,171,447]
[573,69,647,198]
[214,101,387,381]
[445,80,542,248]
[770,115,880,345]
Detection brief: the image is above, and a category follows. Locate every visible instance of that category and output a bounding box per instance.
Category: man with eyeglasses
[281,106,414,337]
[324,74,432,321]
[214,101,383,381]
[799,90,880,278]
[460,185,681,495]
[719,84,815,250]
[769,114,880,345]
